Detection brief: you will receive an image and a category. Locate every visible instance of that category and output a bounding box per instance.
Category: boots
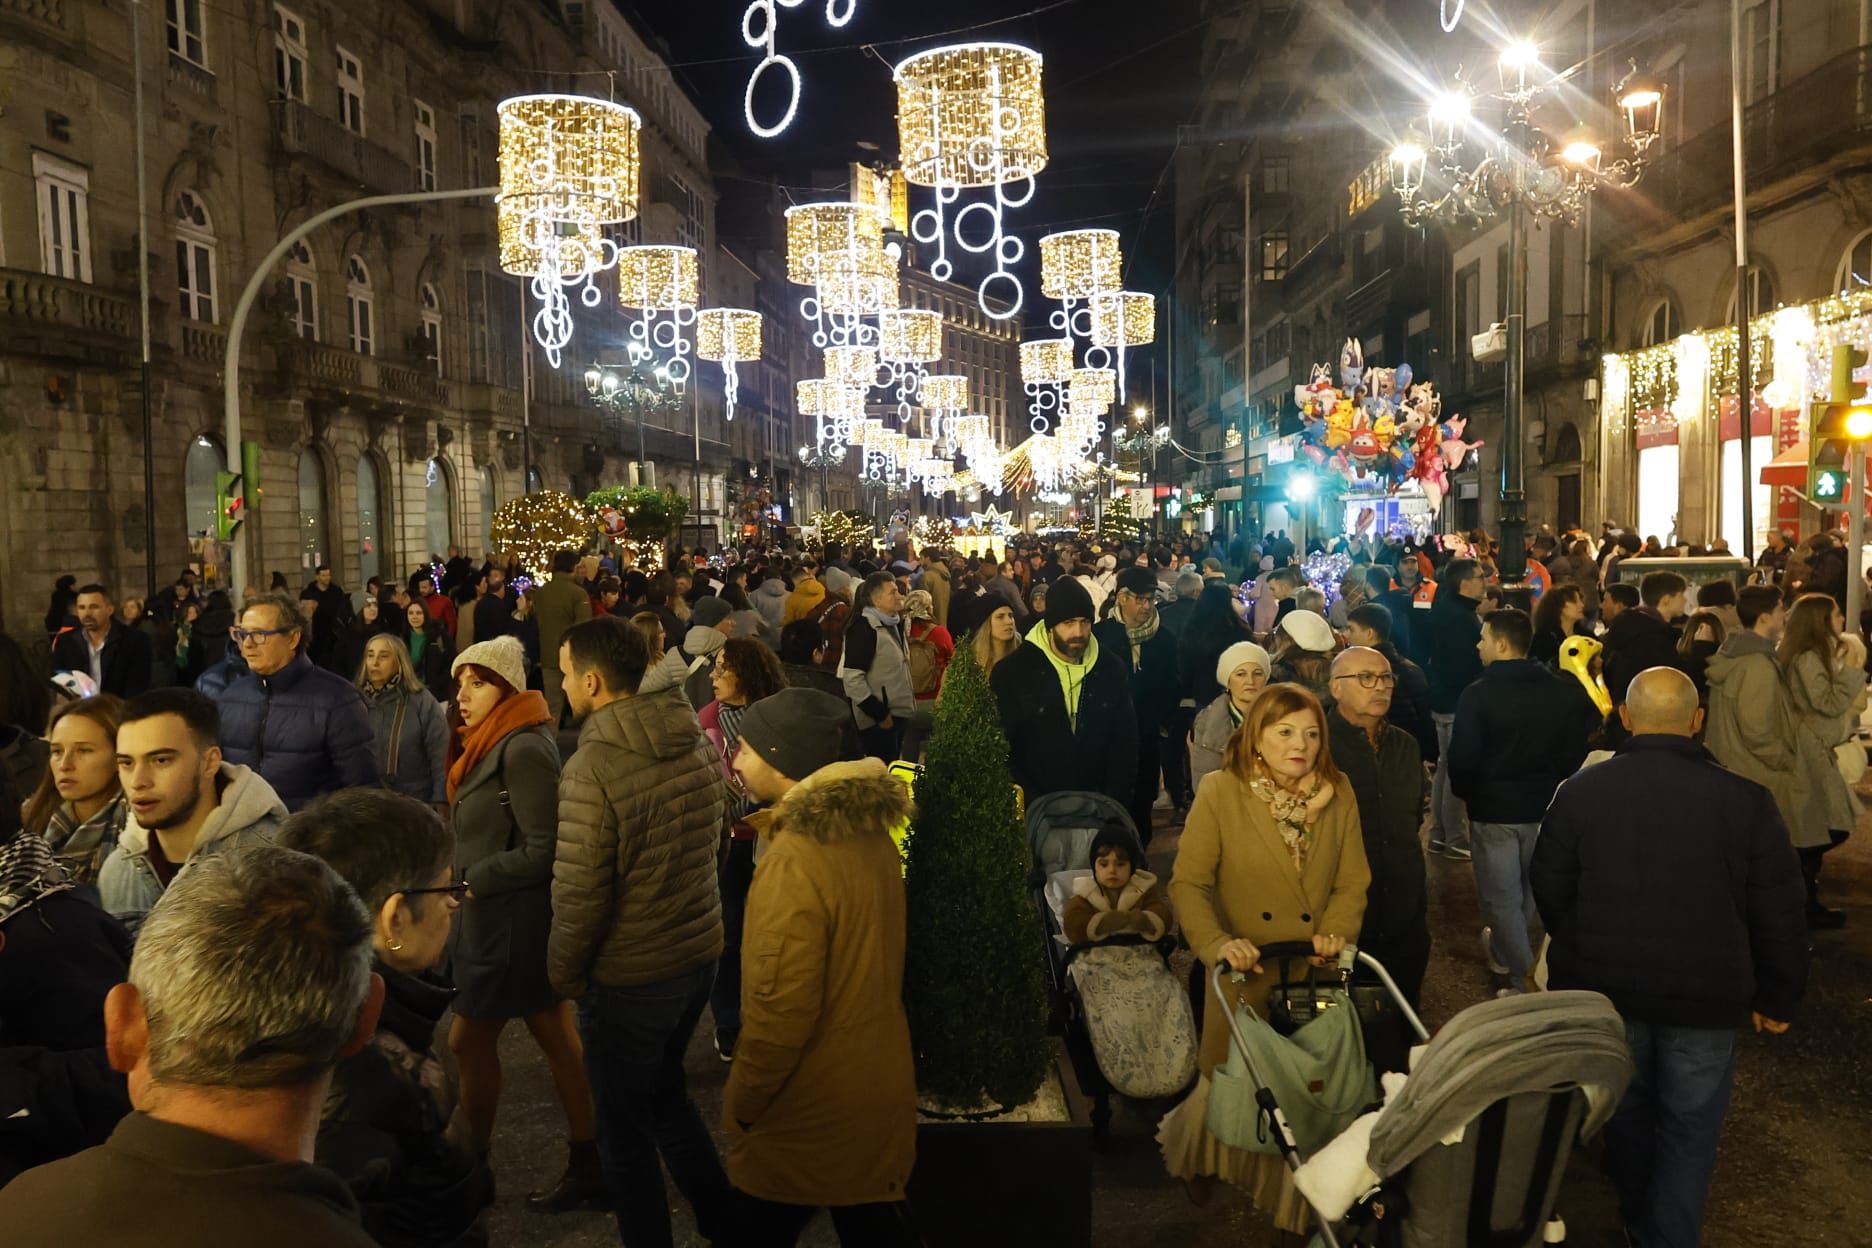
[526,1139,608,1214]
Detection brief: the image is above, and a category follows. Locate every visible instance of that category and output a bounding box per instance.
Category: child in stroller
[1061,826,1172,945]
[1030,793,1199,1116]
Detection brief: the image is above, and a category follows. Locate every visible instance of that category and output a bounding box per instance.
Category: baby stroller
[1210,951,1633,1247]
[1028,791,1198,1139]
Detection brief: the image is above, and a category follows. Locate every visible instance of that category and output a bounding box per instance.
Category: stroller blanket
[1068,944,1198,1098]
[1366,990,1632,1178]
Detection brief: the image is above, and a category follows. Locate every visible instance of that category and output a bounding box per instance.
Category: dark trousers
[710,838,756,1041]
[577,966,730,1248]
[1128,733,1159,849]
[1604,1020,1736,1248]
[731,1191,919,1247]
[860,721,904,763]
[1161,705,1194,808]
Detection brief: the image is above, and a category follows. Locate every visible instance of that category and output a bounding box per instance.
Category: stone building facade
[0,0,740,636]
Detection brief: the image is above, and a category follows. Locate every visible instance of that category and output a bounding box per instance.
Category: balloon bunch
[1293,339,1485,509]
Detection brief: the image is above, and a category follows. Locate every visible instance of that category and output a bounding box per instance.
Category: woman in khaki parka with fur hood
[723,693,918,1228]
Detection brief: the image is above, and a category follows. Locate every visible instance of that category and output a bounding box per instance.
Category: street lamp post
[584,347,679,485]
[797,442,847,516]
[1389,45,1662,584]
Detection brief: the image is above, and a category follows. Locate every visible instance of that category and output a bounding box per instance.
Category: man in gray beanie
[989,574,1136,805]
[723,689,918,1242]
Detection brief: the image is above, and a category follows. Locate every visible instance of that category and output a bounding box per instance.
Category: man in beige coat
[726,688,918,1245]
[531,548,593,726]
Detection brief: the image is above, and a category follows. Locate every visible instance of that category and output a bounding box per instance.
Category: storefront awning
[1760,440,1807,488]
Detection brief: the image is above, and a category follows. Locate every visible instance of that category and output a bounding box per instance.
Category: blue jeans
[1470,821,1541,983]
[1429,713,1468,849]
[577,967,730,1248]
[1604,1021,1737,1248]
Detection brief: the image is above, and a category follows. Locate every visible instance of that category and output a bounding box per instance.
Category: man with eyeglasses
[197,591,378,812]
[1326,646,1431,1009]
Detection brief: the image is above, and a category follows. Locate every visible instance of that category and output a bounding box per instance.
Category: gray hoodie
[638,625,726,711]
[753,577,790,637]
[99,763,288,935]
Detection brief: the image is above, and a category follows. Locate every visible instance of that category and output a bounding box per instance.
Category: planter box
[907,1039,1094,1246]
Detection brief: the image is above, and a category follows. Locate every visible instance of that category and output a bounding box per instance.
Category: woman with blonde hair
[628,609,666,661]
[355,632,450,808]
[1777,592,1868,926]
[970,601,1021,682]
[21,694,127,885]
[1159,682,1370,1233]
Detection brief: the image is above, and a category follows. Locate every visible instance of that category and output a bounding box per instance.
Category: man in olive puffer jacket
[548,615,735,1248]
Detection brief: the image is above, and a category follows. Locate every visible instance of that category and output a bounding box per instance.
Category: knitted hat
[1215,641,1272,687]
[1280,609,1337,653]
[1044,575,1096,627]
[823,566,854,598]
[1088,820,1143,871]
[903,589,934,620]
[692,596,733,628]
[1115,567,1157,598]
[737,688,857,781]
[682,625,726,659]
[453,634,528,693]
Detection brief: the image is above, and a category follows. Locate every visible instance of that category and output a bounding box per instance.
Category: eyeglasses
[1330,671,1397,689]
[402,878,471,901]
[230,626,296,644]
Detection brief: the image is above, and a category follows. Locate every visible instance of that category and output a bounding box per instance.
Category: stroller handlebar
[1255,941,1325,961]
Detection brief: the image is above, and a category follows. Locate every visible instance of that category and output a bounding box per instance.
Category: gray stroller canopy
[1367,990,1634,1179]
[1025,790,1138,879]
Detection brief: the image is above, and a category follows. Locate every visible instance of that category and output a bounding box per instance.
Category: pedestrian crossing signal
[215,470,244,541]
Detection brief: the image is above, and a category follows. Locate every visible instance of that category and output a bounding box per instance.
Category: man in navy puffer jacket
[196,592,379,810]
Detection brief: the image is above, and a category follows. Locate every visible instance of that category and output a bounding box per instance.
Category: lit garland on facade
[495,94,641,367]
[895,42,1047,320]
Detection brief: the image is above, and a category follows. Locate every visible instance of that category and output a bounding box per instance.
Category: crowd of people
[0,515,1849,1247]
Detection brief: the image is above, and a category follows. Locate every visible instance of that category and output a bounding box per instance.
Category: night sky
[630,0,1206,349]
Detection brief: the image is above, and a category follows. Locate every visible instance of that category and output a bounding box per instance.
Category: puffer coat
[198,652,379,811]
[723,759,916,1207]
[361,681,449,804]
[548,687,731,996]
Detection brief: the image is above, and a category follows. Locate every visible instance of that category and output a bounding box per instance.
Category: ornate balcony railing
[272,100,413,195]
[0,268,137,339]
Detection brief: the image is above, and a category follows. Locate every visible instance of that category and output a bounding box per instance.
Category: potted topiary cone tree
[903,639,1093,1245]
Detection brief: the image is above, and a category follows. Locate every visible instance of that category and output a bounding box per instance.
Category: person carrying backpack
[899,590,953,764]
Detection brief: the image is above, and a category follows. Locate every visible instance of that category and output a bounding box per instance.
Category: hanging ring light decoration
[878,306,942,420]
[741,0,856,139]
[616,245,700,393]
[1041,227,1124,378]
[798,378,867,450]
[918,372,969,444]
[895,42,1048,322]
[1067,367,1115,418]
[824,344,879,387]
[1019,335,1074,435]
[784,201,896,347]
[1090,289,1157,401]
[497,94,641,368]
[696,307,763,421]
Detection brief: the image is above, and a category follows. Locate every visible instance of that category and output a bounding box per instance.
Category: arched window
[346,254,374,355]
[285,238,317,340]
[357,454,383,586]
[525,465,543,493]
[1639,297,1680,347]
[425,456,454,560]
[183,434,223,540]
[298,449,329,573]
[1837,230,1872,295]
[175,190,217,322]
[1725,266,1775,324]
[479,464,498,550]
[1550,422,1583,463]
[419,281,442,376]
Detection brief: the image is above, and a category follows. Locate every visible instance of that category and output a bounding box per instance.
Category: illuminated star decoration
[741,0,856,139]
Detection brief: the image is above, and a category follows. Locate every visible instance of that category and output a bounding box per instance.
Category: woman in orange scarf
[444,636,604,1213]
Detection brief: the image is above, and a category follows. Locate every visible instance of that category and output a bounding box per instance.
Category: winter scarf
[43,796,127,886]
[447,689,552,803]
[1246,765,1333,871]
[1124,607,1161,668]
[864,605,902,630]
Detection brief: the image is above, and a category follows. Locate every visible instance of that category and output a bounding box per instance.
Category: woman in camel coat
[1159,682,1370,1237]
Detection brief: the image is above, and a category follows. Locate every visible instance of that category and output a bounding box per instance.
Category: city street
[484,800,1872,1247]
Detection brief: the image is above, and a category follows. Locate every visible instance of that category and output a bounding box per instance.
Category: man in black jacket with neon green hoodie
[991,576,1135,806]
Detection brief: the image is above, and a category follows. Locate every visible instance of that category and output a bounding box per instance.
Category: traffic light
[215,470,244,541]
[1808,402,1872,506]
